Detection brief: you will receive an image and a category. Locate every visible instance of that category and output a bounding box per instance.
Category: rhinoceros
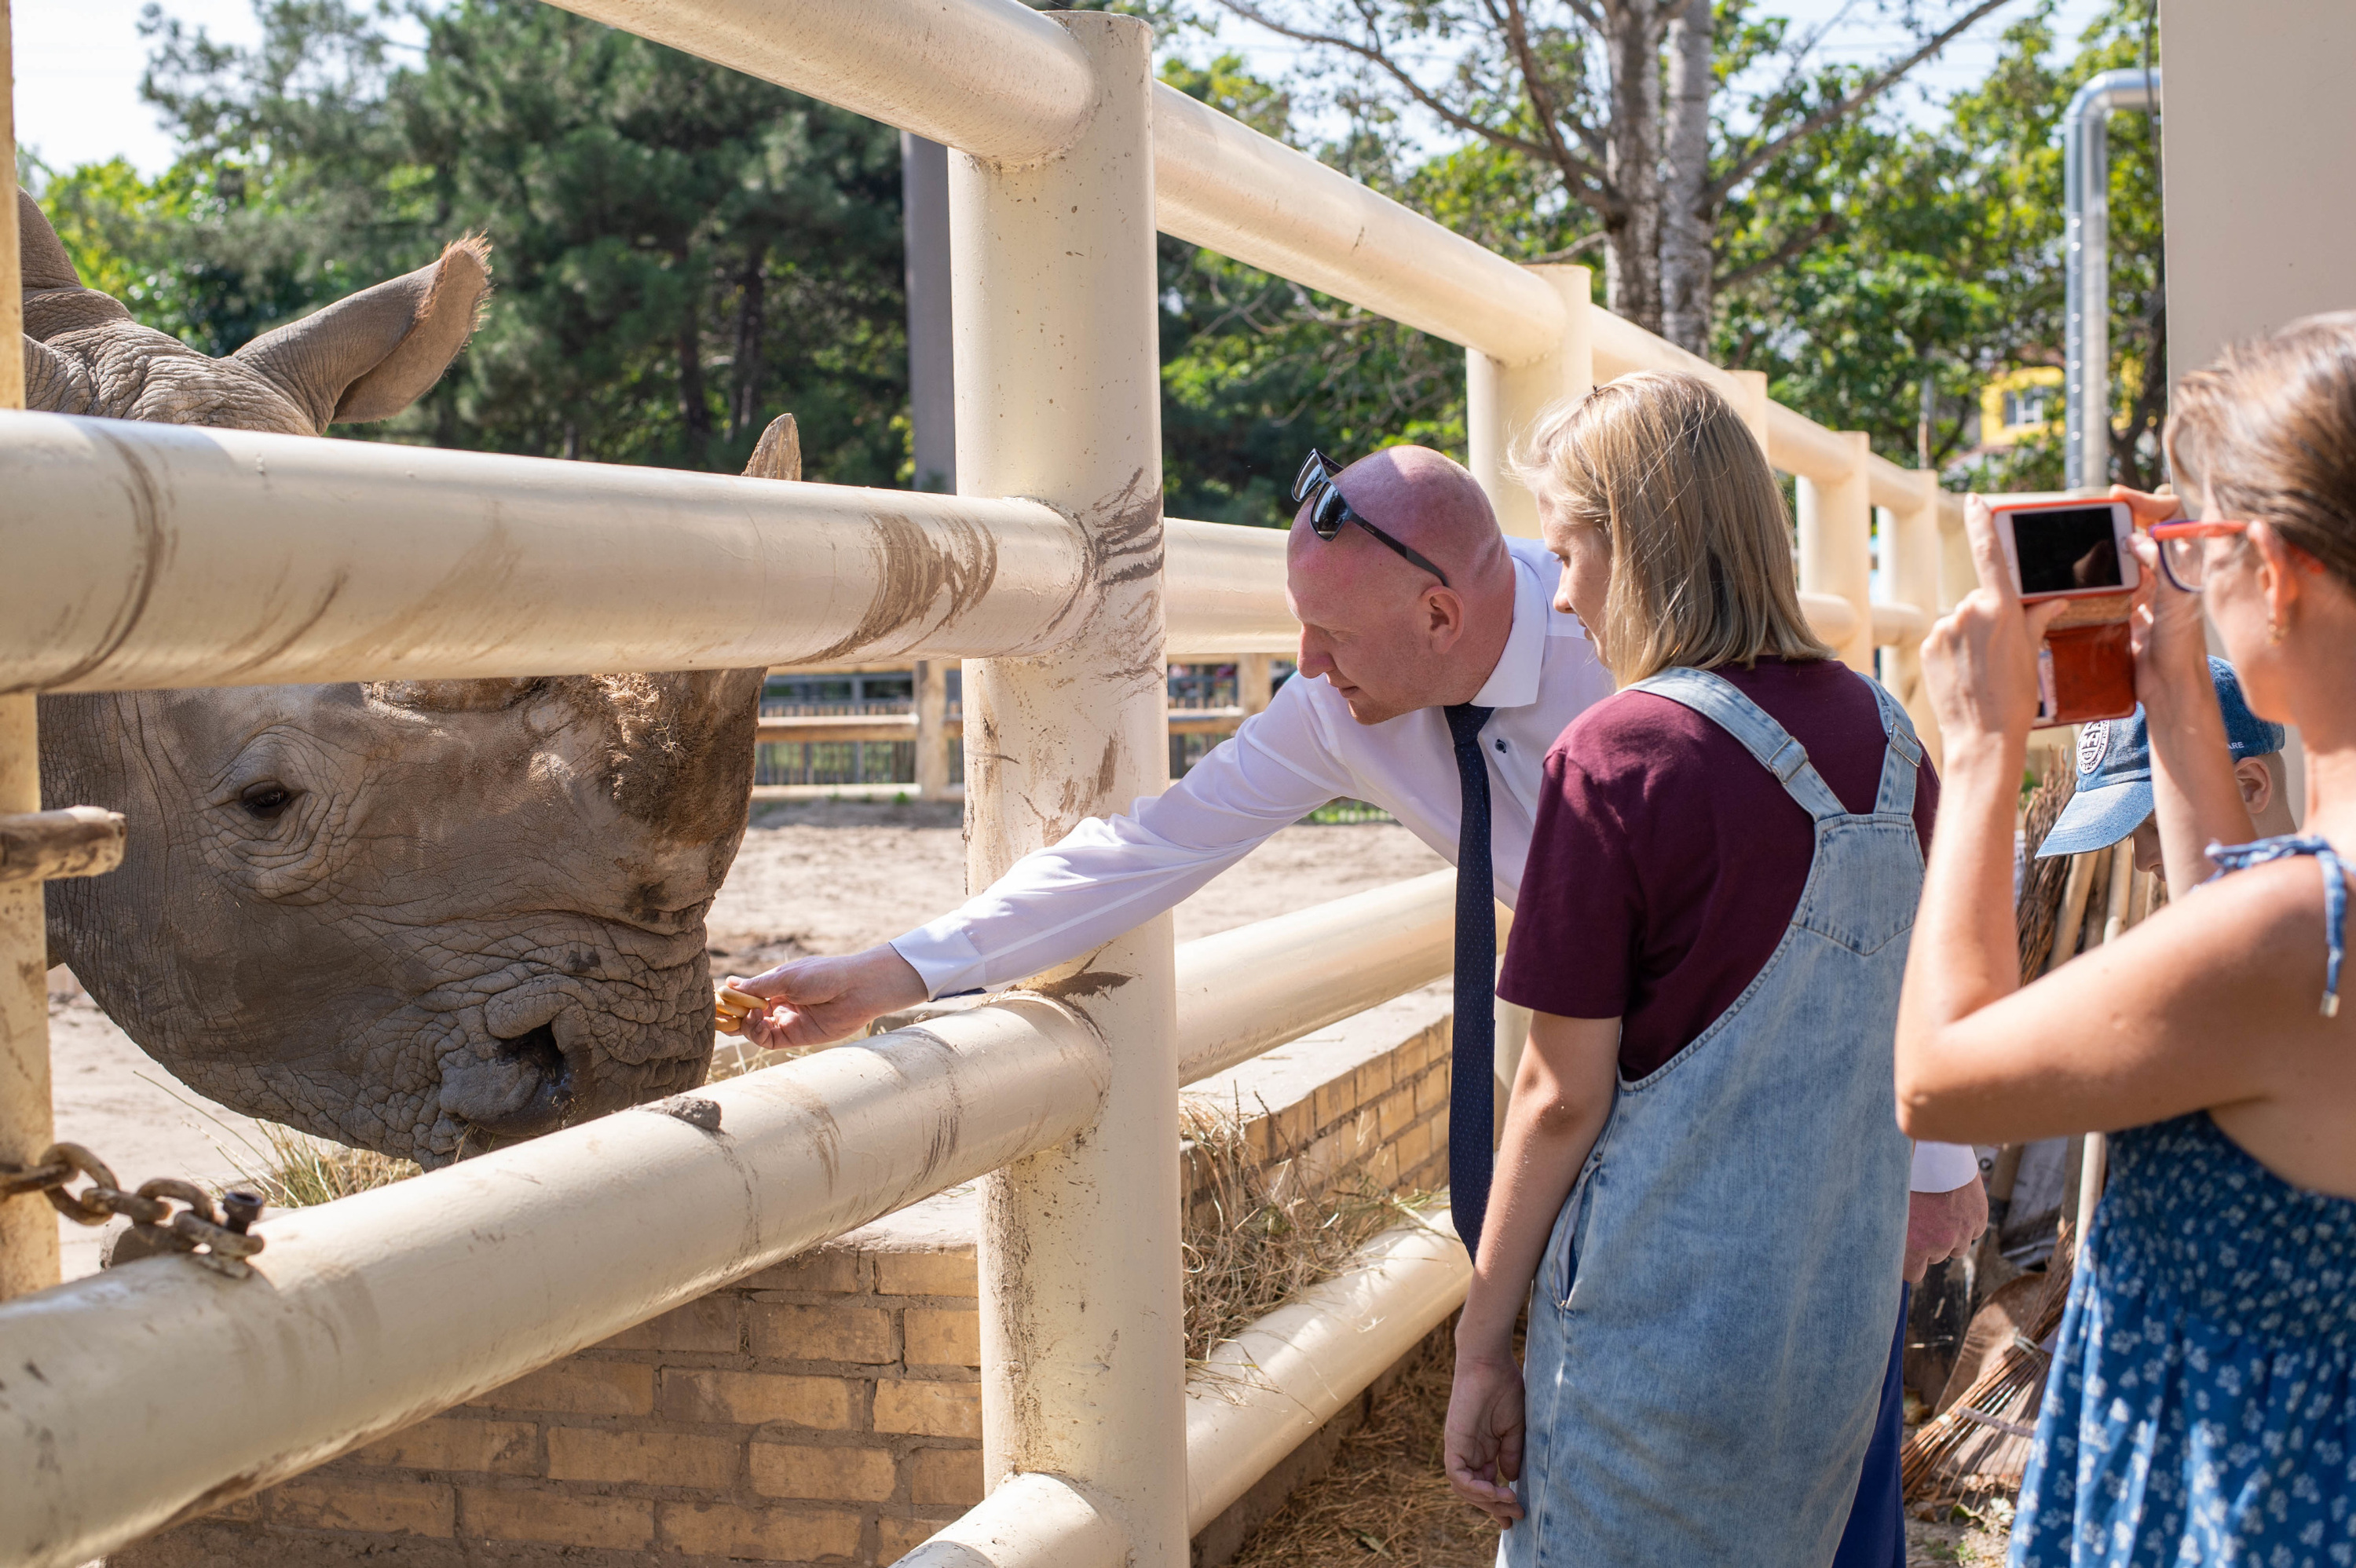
[21,192,768,1165]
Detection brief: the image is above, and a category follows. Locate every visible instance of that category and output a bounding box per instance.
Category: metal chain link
[0,1142,268,1279]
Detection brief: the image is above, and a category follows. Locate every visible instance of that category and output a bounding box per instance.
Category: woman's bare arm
[1899,496,2336,1165]
[1897,861,2325,1145]
[1445,1011,1619,1522]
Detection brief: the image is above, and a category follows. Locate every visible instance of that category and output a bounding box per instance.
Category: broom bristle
[1902,1221,2079,1509]
[2015,766,2079,982]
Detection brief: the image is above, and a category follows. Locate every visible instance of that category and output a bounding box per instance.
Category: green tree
[43,0,910,481]
[1716,0,2168,488]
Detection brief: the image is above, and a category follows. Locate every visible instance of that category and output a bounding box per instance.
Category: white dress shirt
[891,535,1976,1193]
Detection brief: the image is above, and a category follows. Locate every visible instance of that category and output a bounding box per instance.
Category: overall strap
[1626,667,1848,823]
[1860,674,1924,818]
[2209,835,2348,1018]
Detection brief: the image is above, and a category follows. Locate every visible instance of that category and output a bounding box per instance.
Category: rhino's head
[24,192,764,1164]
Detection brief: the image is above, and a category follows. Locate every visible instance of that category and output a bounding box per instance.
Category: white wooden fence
[0,4,1966,1563]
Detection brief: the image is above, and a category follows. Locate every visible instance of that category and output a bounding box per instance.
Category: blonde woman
[1446,371,1936,1566]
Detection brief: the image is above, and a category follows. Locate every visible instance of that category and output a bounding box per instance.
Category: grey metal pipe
[2064,68,2161,490]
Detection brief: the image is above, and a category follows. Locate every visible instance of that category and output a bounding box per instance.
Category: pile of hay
[229,1122,419,1208]
[1227,1334,1498,1567]
[1178,1094,1438,1365]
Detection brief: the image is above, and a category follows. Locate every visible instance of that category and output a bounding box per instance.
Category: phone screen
[2012,505,2124,594]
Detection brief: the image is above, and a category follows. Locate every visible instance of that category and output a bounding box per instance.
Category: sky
[14,0,2117,180]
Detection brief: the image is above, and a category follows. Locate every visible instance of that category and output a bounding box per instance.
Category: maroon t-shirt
[1498,658,1937,1080]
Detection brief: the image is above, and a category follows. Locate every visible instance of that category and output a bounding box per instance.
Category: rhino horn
[232,235,494,432]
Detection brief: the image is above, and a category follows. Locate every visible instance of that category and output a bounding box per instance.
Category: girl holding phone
[1900,313,2356,1563]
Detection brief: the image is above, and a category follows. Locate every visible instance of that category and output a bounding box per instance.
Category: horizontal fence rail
[0,1000,1110,1568]
[0,415,1302,693]
[545,0,1093,166]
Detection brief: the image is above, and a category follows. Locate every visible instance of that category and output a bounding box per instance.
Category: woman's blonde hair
[1513,370,1834,684]
[2165,311,2356,591]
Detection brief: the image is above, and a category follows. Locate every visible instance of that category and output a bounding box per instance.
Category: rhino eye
[238,780,299,821]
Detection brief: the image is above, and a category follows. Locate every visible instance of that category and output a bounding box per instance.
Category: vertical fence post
[1886,468,1946,769]
[1797,433,1875,674]
[1728,370,1772,462]
[913,660,950,799]
[948,13,1185,1563]
[0,0,60,1302]
[1465,264,1591,539]
[1237,652,1273,717]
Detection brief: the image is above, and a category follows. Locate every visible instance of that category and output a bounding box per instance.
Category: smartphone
[1989,499,2139,728]
[1992,499,2139,601]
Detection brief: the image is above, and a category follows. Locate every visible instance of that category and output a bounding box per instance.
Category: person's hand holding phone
[2113,484,2212,721]
[1921,495,2072,757]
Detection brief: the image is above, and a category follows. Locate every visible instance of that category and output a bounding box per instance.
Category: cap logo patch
[2078,722,2111,777]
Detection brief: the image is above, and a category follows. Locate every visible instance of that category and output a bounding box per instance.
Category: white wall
[2159,0,2356,819]
[2160,0,2356,381]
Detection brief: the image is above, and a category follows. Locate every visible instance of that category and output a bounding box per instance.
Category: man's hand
[726,946,930,1050]
[1904,1175,1990,1284]
[1443,1351,1527,1525]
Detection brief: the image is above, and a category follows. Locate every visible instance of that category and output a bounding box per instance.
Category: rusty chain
[0,1142,267,1279]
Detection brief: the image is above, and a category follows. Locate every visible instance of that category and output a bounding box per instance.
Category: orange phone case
[2036,620,2137,729]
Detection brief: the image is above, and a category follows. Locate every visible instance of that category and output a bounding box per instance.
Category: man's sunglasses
[1292,450,1451,589]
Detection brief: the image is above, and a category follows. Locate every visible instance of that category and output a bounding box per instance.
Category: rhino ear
[232,236,492,433]
[744,413,801,481]
[18,189,82,292]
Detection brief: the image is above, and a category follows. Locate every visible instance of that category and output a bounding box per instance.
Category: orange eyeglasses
[2149,520,2252,593]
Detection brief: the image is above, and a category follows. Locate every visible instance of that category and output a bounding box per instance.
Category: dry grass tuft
[1229,1333,1499,1567]
[1907,1497,2016,1566]
[229,1122,420,1208]
[1180,1094,1440,1365]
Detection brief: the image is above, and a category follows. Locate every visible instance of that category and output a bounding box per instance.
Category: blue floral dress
[2012,836,2356,1566]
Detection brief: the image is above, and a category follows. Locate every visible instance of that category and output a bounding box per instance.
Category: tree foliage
[1718,0,2167,488]
[38,0,909,481]
[36,0,2168,507]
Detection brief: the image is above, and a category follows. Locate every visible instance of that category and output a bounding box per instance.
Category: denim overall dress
[1503,667,1920,1568]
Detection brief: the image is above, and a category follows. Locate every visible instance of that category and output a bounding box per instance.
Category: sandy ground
[48,802,1443,1279]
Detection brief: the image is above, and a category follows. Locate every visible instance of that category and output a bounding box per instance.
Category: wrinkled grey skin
[24,192,765,1164]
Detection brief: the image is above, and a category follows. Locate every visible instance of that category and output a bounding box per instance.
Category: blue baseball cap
[2036,658,2286,858]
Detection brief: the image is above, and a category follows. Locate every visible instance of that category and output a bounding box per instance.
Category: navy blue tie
[1445,701,1495,1260]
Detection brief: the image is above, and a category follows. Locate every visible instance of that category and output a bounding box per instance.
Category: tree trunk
[1658,0,1714,353]
[1601,0,1666,334]
[679,279,712,470]
[729,247,766,442]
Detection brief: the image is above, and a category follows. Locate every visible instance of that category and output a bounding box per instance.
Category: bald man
[734,446,1604,1069]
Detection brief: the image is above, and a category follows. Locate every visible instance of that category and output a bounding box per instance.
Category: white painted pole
[1465,264,1592,539]
[1728,368,1772,459]
[1887,467,1947,769]
[948,15,1187,1565]
[1236,652,1274,716]
[0,0,59,1303]
[1797,432,1876,674]
[915,659,951,799]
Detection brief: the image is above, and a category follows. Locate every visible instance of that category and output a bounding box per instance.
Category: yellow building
[1979,365,2065,448]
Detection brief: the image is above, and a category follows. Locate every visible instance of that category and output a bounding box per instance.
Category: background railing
[0,3,1970,1564]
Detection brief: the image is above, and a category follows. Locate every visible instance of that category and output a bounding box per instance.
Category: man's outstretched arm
[730,688,1355,1047]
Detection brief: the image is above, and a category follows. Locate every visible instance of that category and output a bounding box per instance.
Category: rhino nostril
[458,1022,577,1142]
[495,1020,567,1082]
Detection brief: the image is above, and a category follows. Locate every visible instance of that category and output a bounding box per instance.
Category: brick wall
[118,985,1452,1568]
